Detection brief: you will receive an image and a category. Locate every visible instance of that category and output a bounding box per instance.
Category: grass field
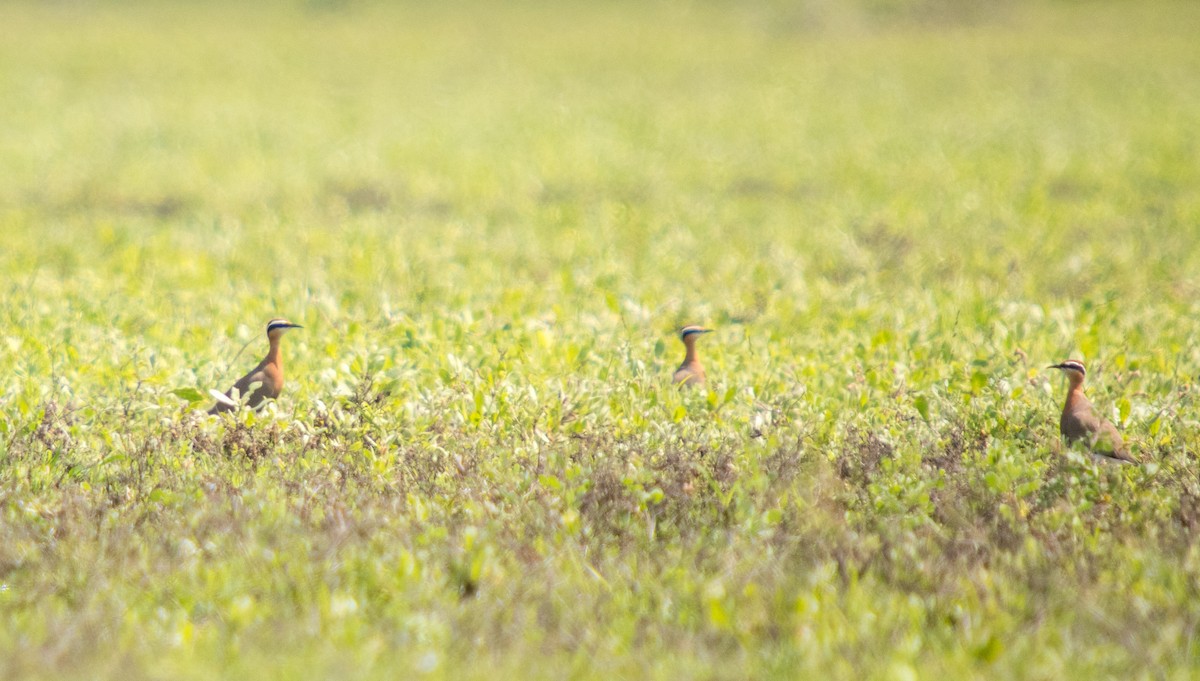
[2,0,1200,678]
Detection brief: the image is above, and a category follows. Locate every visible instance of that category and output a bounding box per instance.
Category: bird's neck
[265,337,283,366]
[1063,380,1086,411]
[683,339,699,364]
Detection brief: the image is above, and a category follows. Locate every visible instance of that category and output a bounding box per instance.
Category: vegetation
[2,0,1199,678]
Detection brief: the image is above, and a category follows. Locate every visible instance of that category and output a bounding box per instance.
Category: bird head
[679,325,713,342]
[1048,360,1086,383]
[266,318,303,339]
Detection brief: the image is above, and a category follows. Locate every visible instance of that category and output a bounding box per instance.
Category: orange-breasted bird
[1048,360,1137,464]
[208,319,302,414]
[672,326,712,387]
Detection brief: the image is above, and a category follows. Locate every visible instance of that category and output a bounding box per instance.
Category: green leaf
[970,371,988,393]
[604,292,619,313]
[974,634,1003,662]
[172,387,205,403]
[914,394,930,421]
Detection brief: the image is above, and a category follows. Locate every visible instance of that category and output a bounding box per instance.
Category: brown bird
[672,326,712,387]
[1048,360,1136,464]
[208,319,302,414]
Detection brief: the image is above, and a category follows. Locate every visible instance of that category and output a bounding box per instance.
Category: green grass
[2,0,1200,678]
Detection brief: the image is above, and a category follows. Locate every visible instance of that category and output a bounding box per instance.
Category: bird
[208,319,302,414]
[1048,360,1137,464]
[672,326,713,387]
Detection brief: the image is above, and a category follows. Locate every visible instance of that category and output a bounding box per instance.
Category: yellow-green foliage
[2,1,1200,679]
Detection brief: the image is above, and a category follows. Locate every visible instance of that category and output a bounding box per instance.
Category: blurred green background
[2,1,1199,679]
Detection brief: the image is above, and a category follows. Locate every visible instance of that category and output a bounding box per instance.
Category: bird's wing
[1063,405,1102,442]
[207,368,270,415]
[1067,395,1099,426]
[673,366,702,385]
[208,363,269,414]
[229,369,267,395]
[245,364,285,408]
[1094,420,1137,464]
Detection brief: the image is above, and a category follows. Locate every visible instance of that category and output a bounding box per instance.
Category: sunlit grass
[2,0,1200,678]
